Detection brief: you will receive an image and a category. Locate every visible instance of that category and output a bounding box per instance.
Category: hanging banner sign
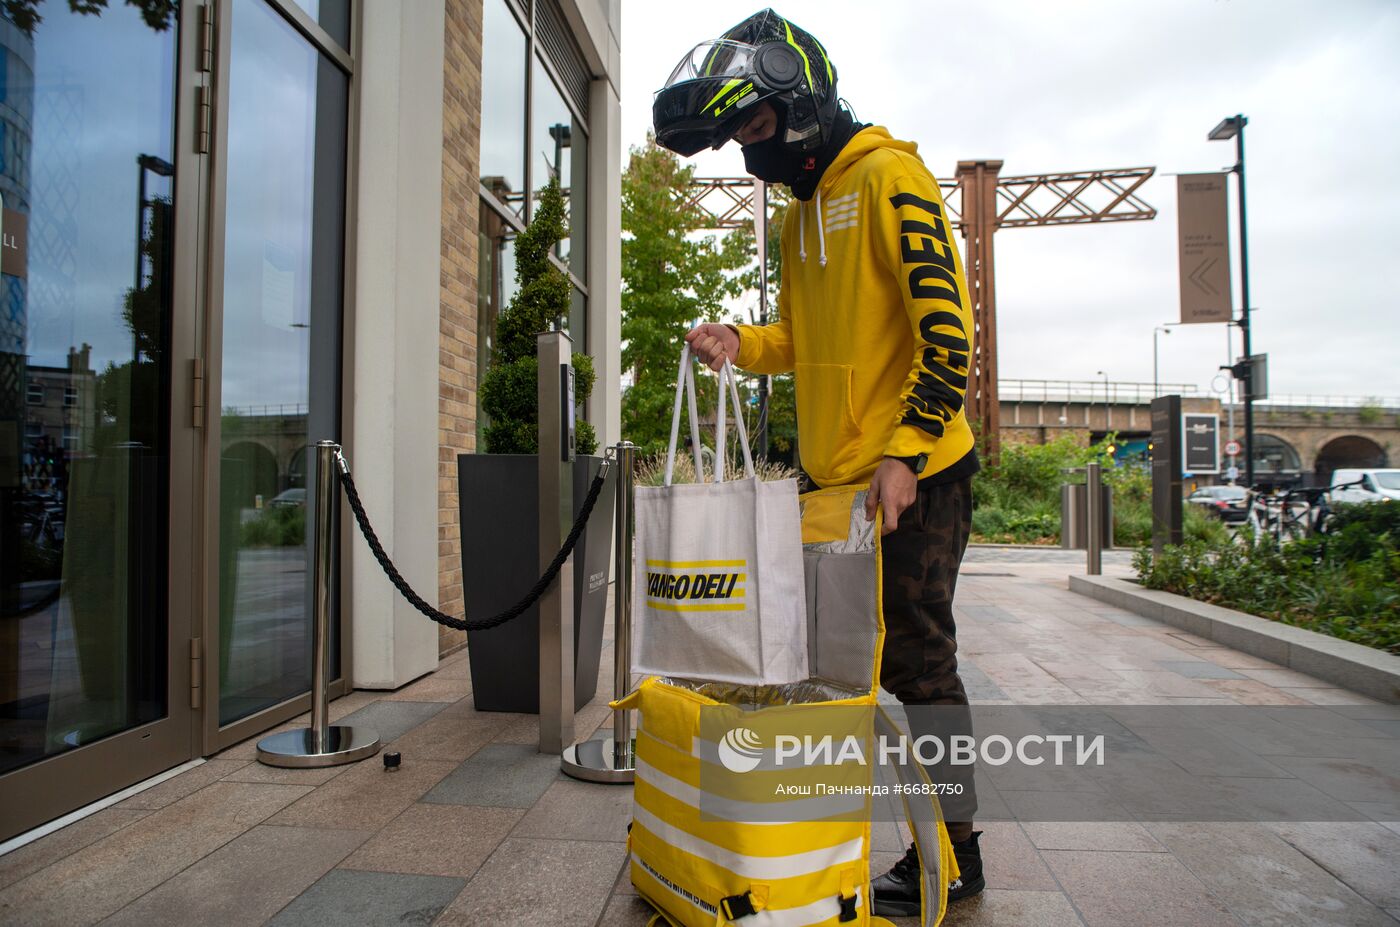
[1176,173,1233,324]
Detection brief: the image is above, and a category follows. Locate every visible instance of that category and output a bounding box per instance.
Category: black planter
[458,454,615,713]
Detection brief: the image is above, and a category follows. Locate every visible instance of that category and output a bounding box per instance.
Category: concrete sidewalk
[2,552,1397,926]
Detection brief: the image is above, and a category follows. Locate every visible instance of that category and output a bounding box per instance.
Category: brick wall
[438,0,483,655]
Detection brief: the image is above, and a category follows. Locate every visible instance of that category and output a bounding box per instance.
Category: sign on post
[1176,173,1233,324]
[1182,413,1220,474]
[1151,396,1184,553]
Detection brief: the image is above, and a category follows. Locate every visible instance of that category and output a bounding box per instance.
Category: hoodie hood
[794,126,922,267]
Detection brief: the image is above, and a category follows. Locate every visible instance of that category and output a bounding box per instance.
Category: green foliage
[969,434,1164,545]
[480,179,597,455]
[1357,400,1384,425]
[1135,503,1400,654]
[621,139,755,456]
[240,505,306,548]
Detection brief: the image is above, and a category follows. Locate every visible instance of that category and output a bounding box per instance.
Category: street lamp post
[1153,325,1173,398]
[1209,114,1254,487]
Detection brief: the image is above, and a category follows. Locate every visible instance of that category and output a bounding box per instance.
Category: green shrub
[1135,503,1400,653]
[480,179,597,455]
[241,505,306,548]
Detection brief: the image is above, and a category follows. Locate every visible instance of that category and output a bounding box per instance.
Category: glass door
[0,1,198,840]
[203,0,348,747]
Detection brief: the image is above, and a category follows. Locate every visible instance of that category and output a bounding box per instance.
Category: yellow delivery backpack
[613,484,959,927]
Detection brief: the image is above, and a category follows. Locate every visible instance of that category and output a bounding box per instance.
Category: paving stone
[434,837,626,927]
[0,808,150,891]
[513,778,635,843]
[382,673,471,703]
[266,869,465,926]
[1148,822,1396,927]
[1199,678,1310,704]
[99,824,370,927]
[338,803,520,878]
[1267,822,1400,909]
[422,743,563,808]
[115,759,252,810]
[334,699,453,742]
[1240,667,1335,688]
[491,702,613,745]
[0,782,311,927]
[1155,659,1247,679]
[1267,754,1400,804]
[1285,687,1386,706]
[384,709,507,763]
[974,822,1059,891]
[1109,670,1229,699]
[220,760,352,787]
[267,758,456,829]
[595,893,659,926]
[1042,848,1238,927]
[1021,822,1165,853]
[941,889,1085,926]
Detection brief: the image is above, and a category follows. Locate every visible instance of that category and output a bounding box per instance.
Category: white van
[1329,468,1400,504]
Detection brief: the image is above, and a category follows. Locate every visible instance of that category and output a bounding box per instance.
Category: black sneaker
[872,832,986,916]
[948,830,985,902]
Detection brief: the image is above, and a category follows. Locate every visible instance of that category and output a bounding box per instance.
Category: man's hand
[685,324,740,372]
[866,457,918,536]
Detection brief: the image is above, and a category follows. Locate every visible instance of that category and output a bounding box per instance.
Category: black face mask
[741,122,807,186]
[741,106,861,199]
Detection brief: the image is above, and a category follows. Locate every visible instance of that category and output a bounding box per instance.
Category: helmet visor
[663,40,759,88]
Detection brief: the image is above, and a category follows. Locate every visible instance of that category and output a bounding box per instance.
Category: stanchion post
[257,441,381,768]
[561,440,635,783]
[1086,459,1103,576]
[612,442,636,771]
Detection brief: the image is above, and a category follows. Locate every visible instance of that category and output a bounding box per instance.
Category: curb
[1068,574,1400,705]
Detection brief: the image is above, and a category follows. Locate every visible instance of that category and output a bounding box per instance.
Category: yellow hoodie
[735,126,975,488]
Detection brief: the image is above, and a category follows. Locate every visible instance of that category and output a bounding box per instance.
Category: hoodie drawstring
[797,196,827,268]
[798,202,807,263]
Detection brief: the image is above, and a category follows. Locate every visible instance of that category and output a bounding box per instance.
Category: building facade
[0,0,622,841]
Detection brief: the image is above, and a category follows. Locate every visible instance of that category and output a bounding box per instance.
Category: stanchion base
[561,736,635,784]
[256,726,382,769]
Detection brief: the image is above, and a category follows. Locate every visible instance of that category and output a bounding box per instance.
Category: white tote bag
[631,347,809,685]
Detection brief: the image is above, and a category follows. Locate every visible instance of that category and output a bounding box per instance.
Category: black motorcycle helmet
[652,8,839,157]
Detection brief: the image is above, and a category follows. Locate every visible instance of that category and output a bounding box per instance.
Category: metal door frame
[196,0,359,756]
[0,0,203,841]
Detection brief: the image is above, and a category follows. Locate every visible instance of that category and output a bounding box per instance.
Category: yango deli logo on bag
[645,560,746,613]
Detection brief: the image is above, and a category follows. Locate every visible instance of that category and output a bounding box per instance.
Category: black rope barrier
[336,450,612,632]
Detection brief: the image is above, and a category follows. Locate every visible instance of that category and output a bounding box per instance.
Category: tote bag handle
[665,344,706,486]
[715,358,756,483]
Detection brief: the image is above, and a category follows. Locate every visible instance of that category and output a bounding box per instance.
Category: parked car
[1186,484,1249,523]
[269,488,307,509]
[1328,469,1400,504]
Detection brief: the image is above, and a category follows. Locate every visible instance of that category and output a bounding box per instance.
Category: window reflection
[530,55,586,274]
[0,3,175,774]
[217,0,346,727]
[480,0,526,216]
[475,201,517,444]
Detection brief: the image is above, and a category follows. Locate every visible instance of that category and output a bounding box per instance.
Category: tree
[621,140,753,456]
[733,188,798,464]
[479,179,597,455]
[2,0,176,36]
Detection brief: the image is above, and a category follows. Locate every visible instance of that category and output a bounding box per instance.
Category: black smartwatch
[888,453,927,475]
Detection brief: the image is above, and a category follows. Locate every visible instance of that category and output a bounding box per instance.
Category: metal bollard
[1085,459,1103,576]
[561,441,636,784]
[257,441,381,768]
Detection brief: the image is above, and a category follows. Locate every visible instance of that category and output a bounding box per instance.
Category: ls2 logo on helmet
[717,727,764,773]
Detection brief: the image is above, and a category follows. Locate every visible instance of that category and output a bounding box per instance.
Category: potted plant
[458,180,614,713]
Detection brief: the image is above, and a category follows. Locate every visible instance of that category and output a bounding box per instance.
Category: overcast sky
[620,0,1400,403]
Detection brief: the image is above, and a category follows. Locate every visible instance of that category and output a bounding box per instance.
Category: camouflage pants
[880,476,977,835]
